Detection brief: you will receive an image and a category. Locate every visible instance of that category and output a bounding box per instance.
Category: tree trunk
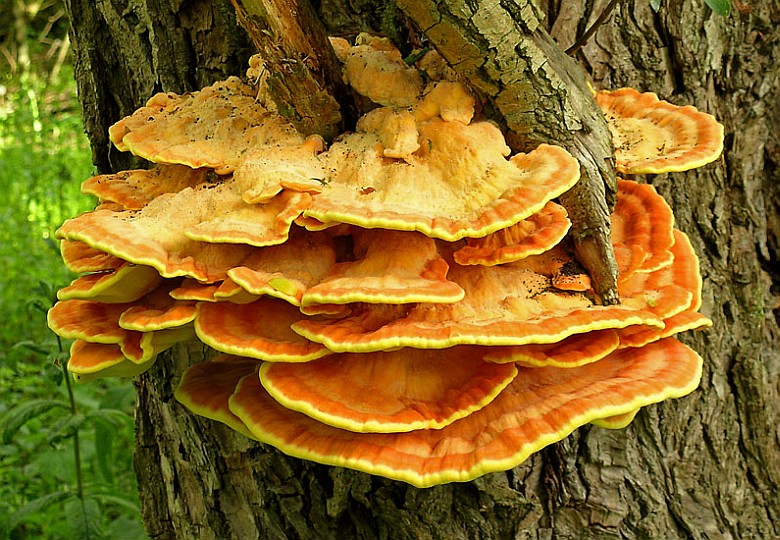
[64,0,780,538]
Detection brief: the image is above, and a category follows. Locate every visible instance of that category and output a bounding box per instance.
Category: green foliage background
[0,2,145,538]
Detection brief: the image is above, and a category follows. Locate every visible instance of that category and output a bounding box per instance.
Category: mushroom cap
[484,329,621,368]
[60,240,124,273]
[169,278,260,304]
[304,122,580,241]
[612,179,675,274]
[619,229,702,320]
[117,283,197,331]
[355,107,420,160]
[292,264,662,353]
[120,326,196,363]
[301,230,464,306]
[174,355,259,438]
[56,181,308,282]
[259,347,517,433]
[453,202,571,266]
[596,87,724,174]
[57,263,162,303]
[234,135,326,204]
[226,230,337,306]
[414,81,476,125]
[194,299,331,362]
[186,189,312,247]
[299,303,353,318]
[328,36,351,62]
[81,166,210,210]
[343,34,424,107]
[48,299,137,345]
[67,341,156,382]
[505,243,591,292]
[618,310,712,349]
[228,338,702,487]
[109,77,304,174]
[49,297,195,363]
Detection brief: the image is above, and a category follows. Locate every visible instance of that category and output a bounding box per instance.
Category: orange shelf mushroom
[108,77,303,174]
[56,182,307,282]
[453,201,571,266]
[60,240,124,273]
[47,36,721,487]
[259,347,517,433]
[56,263,162,303]
[596,87,724,174]
[173,356,259,438]
[224,338,702,488]
[484,329,621,368]
[300,229,465,307]
[343,33,424,107]
[304,129,580,241]
[195,299,331,362]
[81,165,209,210]
[67,341,156,382]
[292,263,664,353]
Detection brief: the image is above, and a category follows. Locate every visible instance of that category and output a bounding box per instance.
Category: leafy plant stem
[57,333,93,537]
[566,0,621,56]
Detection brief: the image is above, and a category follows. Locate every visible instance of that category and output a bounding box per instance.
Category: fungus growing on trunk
[225,338,702,488]
[259,347,518,433]
[596,87,724,174]
[48,37,722,486]
[108,77,303,174]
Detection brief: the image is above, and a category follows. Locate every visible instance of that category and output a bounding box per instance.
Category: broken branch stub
[229,0,355,140]
[393,0,620,304]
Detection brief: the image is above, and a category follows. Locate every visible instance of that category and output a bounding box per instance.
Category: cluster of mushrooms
[48,35,723,487]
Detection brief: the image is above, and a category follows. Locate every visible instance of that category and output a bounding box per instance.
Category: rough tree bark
[393,0,620,303]
[64,0,780,538]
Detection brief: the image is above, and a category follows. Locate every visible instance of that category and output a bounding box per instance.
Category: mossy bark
[64,0,780,538]
[393,0,620,302]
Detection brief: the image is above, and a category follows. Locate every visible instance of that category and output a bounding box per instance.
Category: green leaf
[7,491,75,533]
[89,493,140,515]
[65,497,105,540]
[86,409,134,430]
[10,340,51,357]
[46,412,87,446]
[704,0,730,15]
[1,399,69,443]
[104,514,147,540]
[100,384,137,412]
[650,0,661,11]
[93,418,117,484]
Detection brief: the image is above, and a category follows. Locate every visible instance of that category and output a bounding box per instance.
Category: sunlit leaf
[650,0,661,11]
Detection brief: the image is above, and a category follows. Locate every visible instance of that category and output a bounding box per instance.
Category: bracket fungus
[49,36,722,487]
[596,87,724,174]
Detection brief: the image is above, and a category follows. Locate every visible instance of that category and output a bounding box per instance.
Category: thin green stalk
[56,334,92,537]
